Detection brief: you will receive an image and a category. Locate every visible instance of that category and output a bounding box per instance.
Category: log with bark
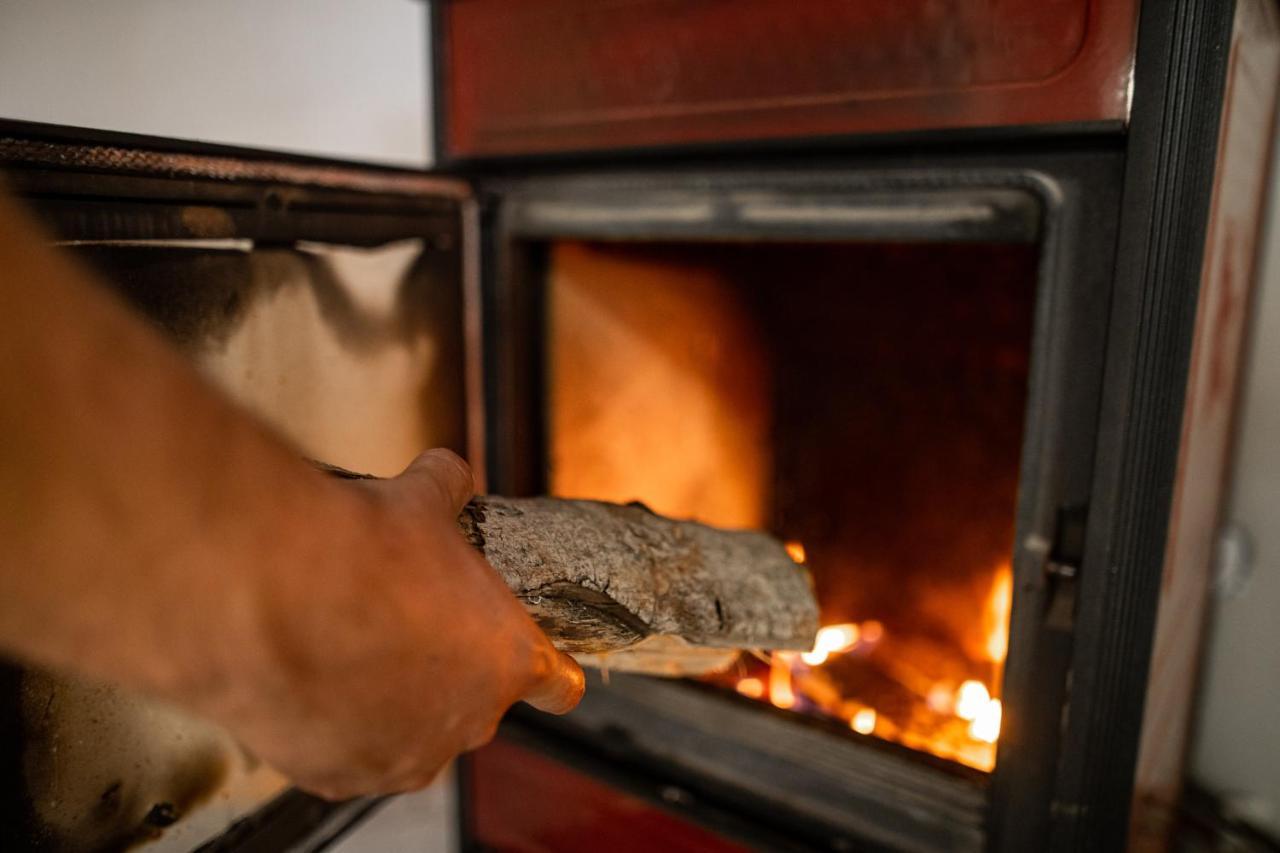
[319,462,820,676]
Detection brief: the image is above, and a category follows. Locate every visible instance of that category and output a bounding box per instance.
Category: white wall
[1190,126,1280,835]
[0,0,431,167]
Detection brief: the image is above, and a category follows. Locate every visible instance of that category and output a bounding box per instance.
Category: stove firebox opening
[546,239,1038,772]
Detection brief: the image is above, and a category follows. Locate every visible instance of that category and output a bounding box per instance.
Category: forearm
[0,193,368,708]
[0,192,581,796]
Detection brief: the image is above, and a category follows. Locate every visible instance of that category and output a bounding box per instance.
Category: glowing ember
[713,568,1012,772]
[784,541,807,564]
[955,680,990,722]
[851,708,877,735]
[970,699,1002,744]
[769,654,796,709]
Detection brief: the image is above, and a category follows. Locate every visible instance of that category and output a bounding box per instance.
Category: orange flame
[801,623,860,666]
[851,708,877,735]
[985,565,1013,664]
[722,563,1012,773]
[970,699,1002,744]
[955,680,990,722]
[769,654,796,709]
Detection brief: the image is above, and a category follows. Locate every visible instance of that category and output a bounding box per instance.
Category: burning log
[319,463,820,676]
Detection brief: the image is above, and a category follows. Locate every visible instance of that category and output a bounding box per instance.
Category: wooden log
[319,463,820,676]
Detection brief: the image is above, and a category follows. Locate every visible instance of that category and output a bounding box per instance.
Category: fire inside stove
[706,563,1011,771]
[545,239,1037,773]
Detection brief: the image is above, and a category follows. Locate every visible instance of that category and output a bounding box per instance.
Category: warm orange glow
[547,241,772,531]
[719,606,1009,771]
[820,623,860,651]
[769,654,796,709]
[851,708,877,735]
[985,565,1014,663]
[926,683,955,715]
[955,680,990,722]
[801,623,861,666]
[970,699,1002,744]
[547,239,1033,775]
[799,650,829,666]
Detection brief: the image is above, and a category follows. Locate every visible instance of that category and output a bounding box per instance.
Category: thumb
[522,646,586,715]
[400,448,476,515]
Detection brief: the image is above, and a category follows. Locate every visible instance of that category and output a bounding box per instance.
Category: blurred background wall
[0,0,432,167]
[1190,127,1280,837]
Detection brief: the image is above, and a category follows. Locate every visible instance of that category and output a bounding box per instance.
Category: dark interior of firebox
[543,239,1038,770]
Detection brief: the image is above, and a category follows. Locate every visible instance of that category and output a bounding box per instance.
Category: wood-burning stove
[446,2,1278,850]
[468,153,1116,853]
[2,1,1276,851]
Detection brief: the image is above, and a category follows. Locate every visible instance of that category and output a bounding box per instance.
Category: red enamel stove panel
[439,0,1137,158]
[468,738,747,852]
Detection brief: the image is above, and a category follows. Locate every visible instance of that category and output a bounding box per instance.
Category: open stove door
[0,119,479,853]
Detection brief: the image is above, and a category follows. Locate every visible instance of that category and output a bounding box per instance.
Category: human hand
[206,449,584,800]
[0,194,582,804]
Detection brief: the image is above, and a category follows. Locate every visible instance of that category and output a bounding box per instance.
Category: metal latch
[1045,504,1087,631]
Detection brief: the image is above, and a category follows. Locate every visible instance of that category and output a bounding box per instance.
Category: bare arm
[0,193,583,798]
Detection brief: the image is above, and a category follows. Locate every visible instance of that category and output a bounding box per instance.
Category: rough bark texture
[459,495,818,651]
[320,463,819,675]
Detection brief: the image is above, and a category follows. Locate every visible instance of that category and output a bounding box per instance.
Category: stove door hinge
[1044,504,1087,631]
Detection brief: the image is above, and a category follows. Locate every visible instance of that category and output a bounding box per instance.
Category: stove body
[442,1,1277,850]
